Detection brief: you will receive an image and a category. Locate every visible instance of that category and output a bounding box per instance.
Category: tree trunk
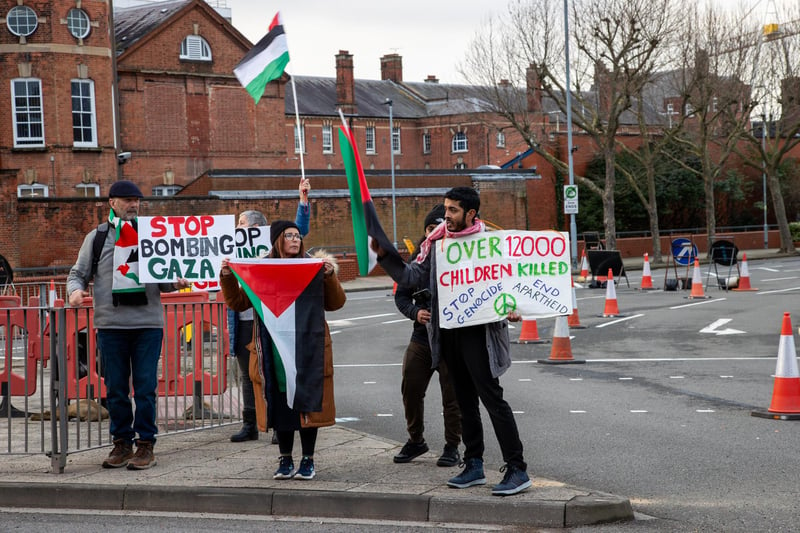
[603,149,617,250]
[768,170,797,254]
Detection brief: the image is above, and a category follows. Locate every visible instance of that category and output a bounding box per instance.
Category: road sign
[563,185,579,214]
[670,238,698,266]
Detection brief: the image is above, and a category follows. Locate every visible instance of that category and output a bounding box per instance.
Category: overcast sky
[223,0,783,84]
[227,0,497,84]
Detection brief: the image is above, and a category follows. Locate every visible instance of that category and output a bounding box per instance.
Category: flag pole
[290,73,305,184]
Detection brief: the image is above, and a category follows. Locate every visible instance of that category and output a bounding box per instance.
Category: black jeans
[234,320,255,414]
[440,325,526,471]
[401,340,461,447]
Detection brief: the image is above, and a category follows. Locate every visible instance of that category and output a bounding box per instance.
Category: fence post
[49,307,68,473]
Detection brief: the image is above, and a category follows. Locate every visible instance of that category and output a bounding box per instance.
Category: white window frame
[180,35,212,61]
[294,124,306,153]
[496,131,505,148]
[321,124,333,153]
[391,126,401,154]
[422,132,431,154]
[11,78,45,147]
[71,79,97,148]
[365,126,376,154]
[17,183,48,197]
[452,132,468,153]
[75,183,100,197]
[67,8,91,39]
[152,185,182,197]
[6,5,38,37]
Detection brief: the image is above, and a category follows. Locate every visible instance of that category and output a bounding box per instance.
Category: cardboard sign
[138,215,236,283]
[435,230,572,328]
[235,225,272,259]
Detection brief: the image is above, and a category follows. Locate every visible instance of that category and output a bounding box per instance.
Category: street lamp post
[563,0,578,267]
[384,98,397,248]
[762,115,768,249]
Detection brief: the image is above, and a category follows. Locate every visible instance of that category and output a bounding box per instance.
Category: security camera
[117,152,132,164]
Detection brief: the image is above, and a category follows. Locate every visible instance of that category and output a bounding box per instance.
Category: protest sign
[235,225,272,258]
[138,215,236,283]
[435,230,571,328]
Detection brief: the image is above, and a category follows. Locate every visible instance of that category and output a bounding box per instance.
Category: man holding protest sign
[373,186,531,496]
[67,180,190,470]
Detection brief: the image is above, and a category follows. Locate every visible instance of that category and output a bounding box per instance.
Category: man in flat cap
[67,180,189,470]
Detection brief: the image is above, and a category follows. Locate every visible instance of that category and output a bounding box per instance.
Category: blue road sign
[671,238,698,266]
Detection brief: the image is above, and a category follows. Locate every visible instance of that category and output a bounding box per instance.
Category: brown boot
[126,440,157,470]
[102,439,134,468]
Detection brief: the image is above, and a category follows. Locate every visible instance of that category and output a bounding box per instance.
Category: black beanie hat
[269,220,300,246]
[108,180,143,198]
[423,204,446,230]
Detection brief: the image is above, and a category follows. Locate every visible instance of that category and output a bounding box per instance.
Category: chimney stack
[425,74,439,84]
[526,65,542,113]
[380,53,403,82]
[336,50,357,114]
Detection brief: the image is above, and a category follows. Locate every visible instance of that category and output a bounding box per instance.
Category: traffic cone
[517,318,549,344]
[600,269,622,317]
[576,251,589,282]
[567,277,586,329]
[538,315,585,364]
[640,253,654,290]
[687,259,710,299]
[732,253,757,291]
[49,279,57,308]
[752,313,800,420]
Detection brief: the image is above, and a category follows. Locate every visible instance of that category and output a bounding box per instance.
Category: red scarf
[415,218,485,264]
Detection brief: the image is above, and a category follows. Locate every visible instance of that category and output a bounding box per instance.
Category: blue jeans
[97,328,162,443]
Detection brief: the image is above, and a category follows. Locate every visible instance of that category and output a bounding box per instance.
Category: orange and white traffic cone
[752,313,800,420]
[640,253,654,290]
[517,318,549,344]
[567,277,586,329]
[577,250,590,282]
[601,269,622,317]
[687,259,710,299]
[538,315,585,365]
[732,253,758,292]
[49,279,57,308]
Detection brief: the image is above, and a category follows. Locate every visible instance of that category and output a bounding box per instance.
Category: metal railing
[0,295,240,472]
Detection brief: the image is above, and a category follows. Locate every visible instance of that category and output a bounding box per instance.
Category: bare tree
[738,4,800,254]
[461,0,683,250]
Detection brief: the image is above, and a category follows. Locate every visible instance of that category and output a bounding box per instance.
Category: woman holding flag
[220,220,345,480]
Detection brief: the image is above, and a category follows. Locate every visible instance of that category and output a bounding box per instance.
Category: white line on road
[696,409,715,413]
[670,298,725,309]
[630,410,648,413]
[328,313,397,326]
[619,377,633,380]
[376,413,394,417]
[363,381,376,384]
[762,276,799,282]
[595,314,644,328]
[381,319,408,325]
[756,286,800,294]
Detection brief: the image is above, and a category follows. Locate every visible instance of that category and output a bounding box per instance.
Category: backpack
[90,222,110,278]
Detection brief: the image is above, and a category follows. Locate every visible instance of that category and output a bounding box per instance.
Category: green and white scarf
[109,209,147,306]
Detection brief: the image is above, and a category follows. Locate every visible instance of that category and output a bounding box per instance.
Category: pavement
[4,247,788,529]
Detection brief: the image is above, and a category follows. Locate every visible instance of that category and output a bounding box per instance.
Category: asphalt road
[328,255,800,532]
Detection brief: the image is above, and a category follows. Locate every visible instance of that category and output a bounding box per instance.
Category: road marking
[512,410,524,414]
[619,377,633,380]
[754,266,779,272]
[363,381,376,384]
[630,410,648,413]
[756,286,800,294]
[577,295,606,301]
[335,417,360,423]
[670,299,724,309]
[700,318,744,335]
[381,319,407,325]
[762,276,799,282]
[569,378,583,381]
[570,410,587,413]
[376,413,393,417]
[669,376,685,379]
[328,313,397,326]
[696,409,715,413]
[331,330,341,335]
[720,375,733,378]
[518,378,532,382]
[596,314,644,328]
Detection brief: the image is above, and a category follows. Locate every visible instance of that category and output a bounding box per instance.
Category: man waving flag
[234,12,290,104]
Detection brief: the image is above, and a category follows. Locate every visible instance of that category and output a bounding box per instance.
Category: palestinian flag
[112,219,144,293]
[228,259,325,410]
[338,124,400,276]
[233,12,290,104]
